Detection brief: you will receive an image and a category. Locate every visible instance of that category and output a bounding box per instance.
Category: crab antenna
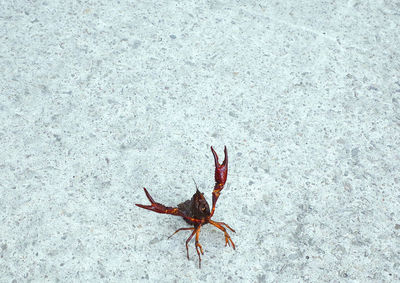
[192,178,199,192]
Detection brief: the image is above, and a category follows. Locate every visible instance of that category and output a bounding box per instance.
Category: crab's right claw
[136,188,181,215]
[136,188,203,224]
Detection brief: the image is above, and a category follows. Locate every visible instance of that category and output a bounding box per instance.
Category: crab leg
[195,226,204,268]
[209,146,228,218]
[168,227,195,239]
[184,225,201,260]
[209,220,236,250]
[168,225,203,267]
[212,221,235,233]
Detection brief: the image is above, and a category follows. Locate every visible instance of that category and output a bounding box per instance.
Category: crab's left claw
[211,146,228,187]
[209,146,228,217]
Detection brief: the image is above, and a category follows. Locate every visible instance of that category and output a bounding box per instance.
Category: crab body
[135,146,235,268]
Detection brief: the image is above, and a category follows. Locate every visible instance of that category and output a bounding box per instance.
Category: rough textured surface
[1,0,399,282]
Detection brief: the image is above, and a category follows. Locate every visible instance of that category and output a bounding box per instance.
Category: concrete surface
[1,0,400,282]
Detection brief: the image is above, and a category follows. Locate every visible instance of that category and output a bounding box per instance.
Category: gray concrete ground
[1,0,400,282]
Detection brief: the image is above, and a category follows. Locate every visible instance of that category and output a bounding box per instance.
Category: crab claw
[209,146,228,218]
[211,146,228,186]
[136,188,180,215]
[136,188,203,224]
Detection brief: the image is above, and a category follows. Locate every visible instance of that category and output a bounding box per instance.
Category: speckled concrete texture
[1,0,400,282]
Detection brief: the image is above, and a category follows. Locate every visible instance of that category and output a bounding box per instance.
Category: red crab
[136,146,235,267]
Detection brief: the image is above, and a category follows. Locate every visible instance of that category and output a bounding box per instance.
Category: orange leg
[209,220,236,249]
[184,225,201,263]
[168,226,203,267]
[214,221,235,233]
[168,227,194,239]
[195,226,204,268]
